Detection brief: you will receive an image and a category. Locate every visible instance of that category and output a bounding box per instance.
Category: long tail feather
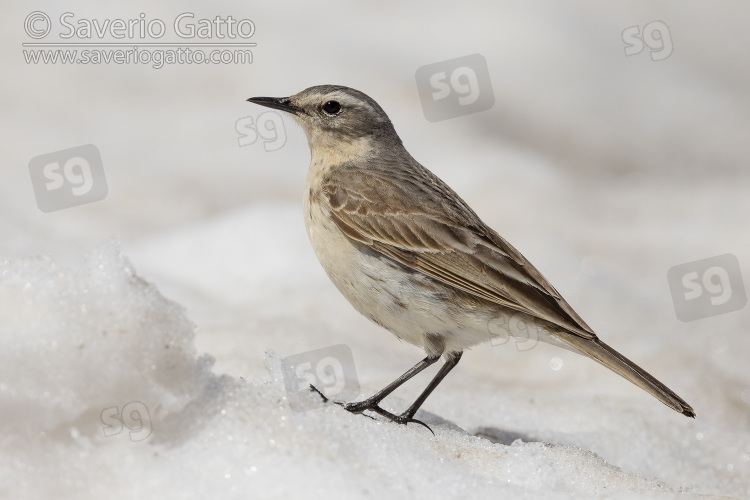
[557,333,695,418]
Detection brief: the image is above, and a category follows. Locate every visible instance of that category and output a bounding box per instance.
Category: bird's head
[248,85,402,163]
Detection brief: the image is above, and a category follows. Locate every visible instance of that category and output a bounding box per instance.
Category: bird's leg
[400,351,462,420]
[342,355,439,412]
[310,355,440,432]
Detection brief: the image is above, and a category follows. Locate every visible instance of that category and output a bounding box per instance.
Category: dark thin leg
[400,351,462,420]
[343,356,439,413]
[310,352,463,434]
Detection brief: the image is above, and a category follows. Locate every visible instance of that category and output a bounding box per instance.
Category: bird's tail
[557,333,695,418]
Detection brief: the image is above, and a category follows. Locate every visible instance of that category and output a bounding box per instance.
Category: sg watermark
[487,312,543,352]
[28,144,107,212]
[236,111,287,151]
[622,21,673,62]
[667,254,746,321]
[22,11,256,69]
[100,401,152,442]
[415,53,494,122]
[280,344,360,412]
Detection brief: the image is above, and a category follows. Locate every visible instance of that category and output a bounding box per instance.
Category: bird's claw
[309,384,434,435]
[308,384,330,403]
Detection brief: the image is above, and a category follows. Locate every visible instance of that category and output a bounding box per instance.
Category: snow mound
[0,240,719,499]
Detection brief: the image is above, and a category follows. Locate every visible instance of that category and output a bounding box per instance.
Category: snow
[0,241,684,498]
[2,0,750,498]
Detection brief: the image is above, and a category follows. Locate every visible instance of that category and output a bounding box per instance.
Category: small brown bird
[248,85,695,428]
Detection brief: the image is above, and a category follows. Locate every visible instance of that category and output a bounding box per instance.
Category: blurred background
[1,1,749,498]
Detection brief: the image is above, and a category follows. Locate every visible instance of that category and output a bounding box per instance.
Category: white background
[1,1,749,498]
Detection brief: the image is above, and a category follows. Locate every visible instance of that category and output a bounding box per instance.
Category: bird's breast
[302,179,497,356]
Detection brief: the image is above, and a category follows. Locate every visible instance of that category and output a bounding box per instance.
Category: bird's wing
[322,162,595,339]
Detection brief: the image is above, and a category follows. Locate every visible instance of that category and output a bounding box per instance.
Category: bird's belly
[304,199,504,357]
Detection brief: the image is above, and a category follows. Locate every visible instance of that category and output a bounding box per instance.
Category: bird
[247,85,695,429]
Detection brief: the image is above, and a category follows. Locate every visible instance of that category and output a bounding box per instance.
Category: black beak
[246,96,303,115]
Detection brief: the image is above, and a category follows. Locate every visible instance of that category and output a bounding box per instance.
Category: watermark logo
[236,111,287,151]
[100,401,152,442]
[488,312,542,351]
[22,12,256,69]
[667,254,746,321]
[415,53,494,122]
[28,144,107,212]
[25,11,52,39]
[280,344,360,412]
[622,21,673,61]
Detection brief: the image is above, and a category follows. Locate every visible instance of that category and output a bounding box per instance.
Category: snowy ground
[2,1,749,498]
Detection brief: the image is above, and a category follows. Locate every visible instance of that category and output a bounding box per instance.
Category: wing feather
[322,162,594,338]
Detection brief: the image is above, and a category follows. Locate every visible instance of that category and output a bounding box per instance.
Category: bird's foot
[309,384,434,435]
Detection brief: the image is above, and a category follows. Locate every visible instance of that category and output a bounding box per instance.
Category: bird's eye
[322,100,341,115]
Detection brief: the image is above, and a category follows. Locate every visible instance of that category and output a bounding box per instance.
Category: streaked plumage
[248,85,695,425]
